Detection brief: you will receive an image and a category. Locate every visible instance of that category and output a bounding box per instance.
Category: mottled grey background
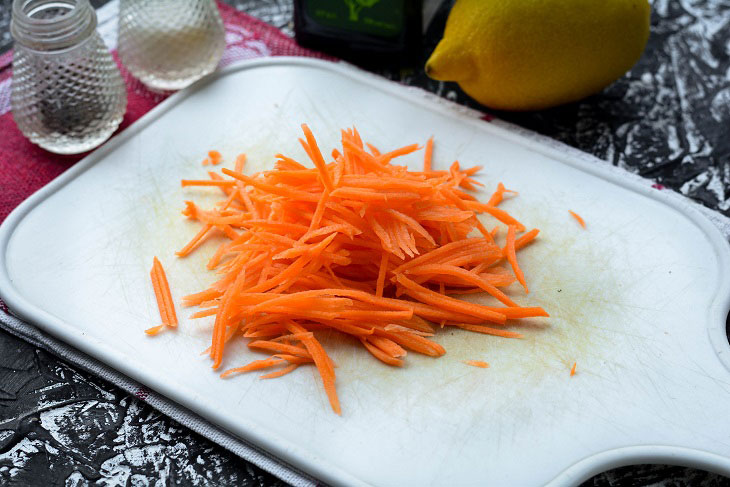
[1,0,730,485]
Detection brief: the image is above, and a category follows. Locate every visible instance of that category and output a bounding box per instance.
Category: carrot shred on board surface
[570,362,577,376]
[208,150,223,165]
[149,257,177,331]
[423,136,434,172]
[145,325,166,336]
[163,125,548,414]
[504,225,528,294]
[569,210,586,228]
[464,360,489,368]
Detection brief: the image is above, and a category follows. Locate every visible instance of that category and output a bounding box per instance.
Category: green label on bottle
[305,0,404,37]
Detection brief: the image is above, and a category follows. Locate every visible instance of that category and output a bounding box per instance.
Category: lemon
[425,0,651,111]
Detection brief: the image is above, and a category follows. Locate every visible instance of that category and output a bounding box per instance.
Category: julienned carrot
[176,224,214,257]
[570,362,577,376]
[149,263,167,325]
[368,335,407,357]
[208,150,223,165]
[515,229,540,250]
[260,364,299,379]
[404,264,518,307]
[505,225,528,294]
[376,251,388,298]
[145,324,165,335]
[569,210,586,228]
[169,125,548,414]
[248,340,312,358]
[464,360,489,368]
[453,322,523,338]
[423,136,434,172]
[361,338,404,367]
[395,274,507,324]
[220,357,286,377]
[487,183,505,206]
[181,180,236,188]
[300,124,334,192]
[149,257,177,333]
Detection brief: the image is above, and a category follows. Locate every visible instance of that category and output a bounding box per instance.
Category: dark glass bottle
[294,0,423,67]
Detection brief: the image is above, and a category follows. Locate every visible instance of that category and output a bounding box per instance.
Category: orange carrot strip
[569,210,586,228]
[274,154,307,170]
[464,360,489,368]
[211,270,248,369]
[153,257,178,327]
[392,238,497,274]
[405,264,518,307]
[181,180,236,188]
[221,168,319,202]
[301,124,334,192]
[338,309,412,320]
[208,150,223,165]
[360,338,404,366]
[384,324,434,337]
[274,354,314,365]
[366,143,381,156]
[145,325,166,336]
[396,274,507,324]
[515,229,540,250]
[385,209,436,246]
[570,362,577,376]
[423,136,434,172]
[505,225,528,293]
[149,258,175,329]
[375,251,388,298]
[486,183,516,207]
[190,308,218,319]
[176,224,214,257]
[260,364,299,379]
[377,143,420,164]
[373,329,445,356]
[221,358,286,378]
[248,340,313,359]
[270,332,315,342]
[368,335,407,358]
[308,191,330,233]
[330,188,421,203]
[453,323,523,338]
[291,324,340,414]
[479,205,526,232]
[149,262,169,327]
[235,153,247,171]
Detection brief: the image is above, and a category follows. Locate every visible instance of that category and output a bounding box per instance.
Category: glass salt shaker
[117,0,226,91]
[11,0,127,155]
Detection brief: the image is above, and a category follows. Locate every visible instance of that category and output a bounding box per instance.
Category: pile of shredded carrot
[171,124,548,414]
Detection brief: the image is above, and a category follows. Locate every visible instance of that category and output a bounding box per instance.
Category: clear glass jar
[11,0,127,155]
[117,0,226,91]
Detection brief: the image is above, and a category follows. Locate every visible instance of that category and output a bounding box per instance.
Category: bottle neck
[11,0,97,51]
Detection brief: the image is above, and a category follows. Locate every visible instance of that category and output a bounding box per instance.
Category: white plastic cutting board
[2,58,730,486]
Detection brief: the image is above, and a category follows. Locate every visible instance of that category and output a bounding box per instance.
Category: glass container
[11,0,127,155]
[117,0,226,91]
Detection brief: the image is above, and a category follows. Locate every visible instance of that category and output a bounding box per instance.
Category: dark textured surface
[0,327,287,486]
[1,0,730,486]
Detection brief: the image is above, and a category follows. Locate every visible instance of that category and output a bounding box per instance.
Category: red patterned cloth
[0,1,331,224]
